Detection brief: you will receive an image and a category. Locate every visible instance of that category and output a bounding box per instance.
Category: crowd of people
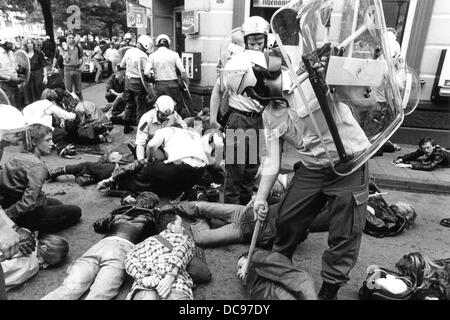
[1,14,449,302]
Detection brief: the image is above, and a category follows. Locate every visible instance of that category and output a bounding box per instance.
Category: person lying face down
[236,250,317,300]
[96,127,215,199]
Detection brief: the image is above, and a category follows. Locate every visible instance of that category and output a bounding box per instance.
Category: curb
[373,173,450,195]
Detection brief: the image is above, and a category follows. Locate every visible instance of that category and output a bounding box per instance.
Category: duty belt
[230,107,262,119]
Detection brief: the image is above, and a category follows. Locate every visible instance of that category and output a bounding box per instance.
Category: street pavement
[4,82,450,300]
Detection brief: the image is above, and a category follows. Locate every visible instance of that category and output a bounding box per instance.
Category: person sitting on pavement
[103,69,126,116]
[125,211,195,300]
[0,123,82,233]
[134,95,187,160]
[23,88,77,130]
[42,192,160,300]
[97,126,210,199]
[395,252,450,300]
[2,233,69,292]
[394,137,449,171]
[236,250,317,300]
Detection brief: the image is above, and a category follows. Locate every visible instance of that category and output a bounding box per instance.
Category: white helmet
[0,37,7,45]
[156,34,171,46]
[137,35,153,51]
[155,95,176,115]
[241,16,270,37]
[124,33,133,40]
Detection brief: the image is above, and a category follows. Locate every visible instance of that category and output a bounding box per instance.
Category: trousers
[273,162,369,286]
[64,68,83,100]
[123,77,148,125]
[224,111,263,205]
[42,237,133,300]
[14,198,82,233]
[179,201,247,247]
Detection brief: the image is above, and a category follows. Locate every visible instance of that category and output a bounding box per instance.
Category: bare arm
[209,81,222,129]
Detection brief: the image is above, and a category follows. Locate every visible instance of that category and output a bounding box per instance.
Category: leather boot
[75,175,96,187]
[48,167,66,181]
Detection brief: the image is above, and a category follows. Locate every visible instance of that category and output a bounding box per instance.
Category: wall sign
[182,11,199,35]
[253,0,291,8]
[126,1,147,29]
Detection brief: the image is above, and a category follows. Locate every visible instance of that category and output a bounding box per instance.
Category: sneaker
[318,282,340,300]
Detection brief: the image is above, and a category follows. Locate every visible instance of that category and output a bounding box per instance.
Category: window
[249,0,291,23]
[382,0,412,45]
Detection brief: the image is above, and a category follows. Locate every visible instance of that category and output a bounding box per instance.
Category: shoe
[48,167,66,181]
[440,218,450,228]
[124,126,134,134]
[318,282,340,300]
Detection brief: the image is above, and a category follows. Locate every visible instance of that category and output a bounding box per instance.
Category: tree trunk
[38,0,54,42]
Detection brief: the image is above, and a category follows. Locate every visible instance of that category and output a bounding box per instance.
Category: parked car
[81,50,111,82]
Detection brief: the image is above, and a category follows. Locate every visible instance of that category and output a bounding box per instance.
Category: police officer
[120,33,134,49]
[119,35,153,134]
[209,16,270,205]
[135,95,187,160]
[145,34,189,117]
[0,38,21,107]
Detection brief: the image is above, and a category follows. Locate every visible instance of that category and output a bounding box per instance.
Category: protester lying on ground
[97,127,212,199]
[0,123,82,233]
[48,151,125,186]
[395,252,450,300]
[125,211,195,300]
[2,234,69,291]
[135,95,187,160]
[23,89,76,129]
[394,137,449,171]
[236,250,317,300]
[103,69,125,116]
[180,177,416,248]
[42,192,160,300]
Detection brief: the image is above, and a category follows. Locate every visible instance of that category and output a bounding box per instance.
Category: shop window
[382,0,411,44]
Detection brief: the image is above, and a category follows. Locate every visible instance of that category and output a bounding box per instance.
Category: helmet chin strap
[244,87,290,109]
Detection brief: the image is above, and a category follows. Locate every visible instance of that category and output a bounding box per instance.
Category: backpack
[359,266,415,300]
[363,196,407,238]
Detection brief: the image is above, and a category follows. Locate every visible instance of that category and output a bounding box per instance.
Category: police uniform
[224,90,265,205]
[135,108,187,154]
[146,47,185,115]
[120,47,149,125]
[261,72,370,287]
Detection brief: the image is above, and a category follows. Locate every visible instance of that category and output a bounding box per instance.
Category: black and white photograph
[0,0,449,310]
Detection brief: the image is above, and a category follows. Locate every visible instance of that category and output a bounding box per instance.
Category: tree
[37,0,54,41]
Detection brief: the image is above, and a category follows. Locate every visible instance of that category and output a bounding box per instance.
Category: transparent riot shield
[219,28,246,69]
[271,0,418,176]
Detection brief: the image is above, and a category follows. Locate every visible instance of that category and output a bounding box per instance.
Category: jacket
[399,146,449,171]
[93,205,159,245]
[0,152,48,220]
